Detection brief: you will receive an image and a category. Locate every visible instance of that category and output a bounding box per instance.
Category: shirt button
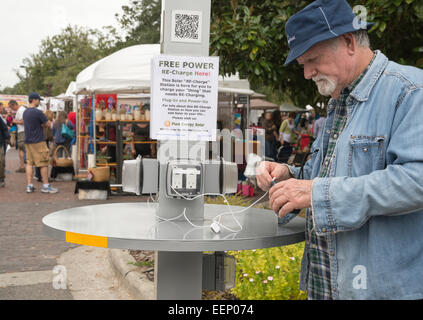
[363,148,368,152]
[330,251,335,256]
[327,130,331,134]
[322,228,327,233]
[325,161,329,166]
[333,134,338,139]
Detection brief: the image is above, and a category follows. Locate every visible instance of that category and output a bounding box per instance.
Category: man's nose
[303,65,317,80]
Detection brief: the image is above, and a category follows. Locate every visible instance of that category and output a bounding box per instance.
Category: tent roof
[250,98,279,109]
[65,81,77,97]
[250,92,266,99]
[74,44,254,95]
[279,102,307,112]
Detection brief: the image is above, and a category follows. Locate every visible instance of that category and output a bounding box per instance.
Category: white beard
[312,75,338,96]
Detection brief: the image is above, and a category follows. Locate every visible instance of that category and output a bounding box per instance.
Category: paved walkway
[0,148,267,299]
[0,149,142,299]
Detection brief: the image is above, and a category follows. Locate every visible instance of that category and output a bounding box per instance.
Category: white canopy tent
[74,44,254,95]
[47,97,65,112]
[65,81,77,97]
[56,81,77,101]
[72,44,256,174]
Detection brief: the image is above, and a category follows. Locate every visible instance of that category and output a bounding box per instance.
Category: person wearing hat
[23,93,58,194]
[256,0,423,299]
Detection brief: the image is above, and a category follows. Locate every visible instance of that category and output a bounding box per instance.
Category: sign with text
[150,55,219,141]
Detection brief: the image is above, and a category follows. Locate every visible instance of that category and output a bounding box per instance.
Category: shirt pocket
[348,136,386,177]
[308,147,321,178]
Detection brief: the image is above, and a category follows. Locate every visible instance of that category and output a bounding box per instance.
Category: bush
[205,195,307,300]
[227,243,307,300]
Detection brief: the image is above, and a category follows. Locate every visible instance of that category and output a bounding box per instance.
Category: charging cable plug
[210,221,221,234]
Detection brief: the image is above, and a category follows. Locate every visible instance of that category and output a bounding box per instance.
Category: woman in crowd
[52,111,74,153]
[298,117,312,152]
[261,111,277,160]
[277,112,297,162]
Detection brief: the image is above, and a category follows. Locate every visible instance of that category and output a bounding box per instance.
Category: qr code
[172,10,202,43]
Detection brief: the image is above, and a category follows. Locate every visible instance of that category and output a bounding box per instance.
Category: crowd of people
[258,109,326,163]
[0,93,76,192]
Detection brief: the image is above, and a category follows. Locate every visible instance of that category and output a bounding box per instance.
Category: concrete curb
[108,249,155,300]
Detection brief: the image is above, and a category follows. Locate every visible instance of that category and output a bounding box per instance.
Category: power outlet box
[166,160,203,198]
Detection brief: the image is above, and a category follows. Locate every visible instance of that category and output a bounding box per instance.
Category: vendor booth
[0,94,28,108]
[70,44,260,186]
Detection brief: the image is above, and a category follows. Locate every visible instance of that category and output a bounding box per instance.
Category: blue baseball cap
[284,0,374,65]
[28,92,43,101]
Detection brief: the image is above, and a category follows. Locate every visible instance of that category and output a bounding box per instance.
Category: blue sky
[0,0,128,88]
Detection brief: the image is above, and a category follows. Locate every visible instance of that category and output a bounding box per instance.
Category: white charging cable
[169,186,240,232]
[163,188,233,231]
[212,190,269,220]
[168,186,269,234]
[156,207,186,222]
[147,192,158,208]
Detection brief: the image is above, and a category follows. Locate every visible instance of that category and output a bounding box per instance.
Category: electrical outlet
[172,172,183,189]
[186,173,197,190]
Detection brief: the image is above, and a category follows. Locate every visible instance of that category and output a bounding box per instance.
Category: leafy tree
[5,0,421,105]
[6,25,119,96]
[110,0,422,107]
[210,0,423,107]
[115,0,161,47]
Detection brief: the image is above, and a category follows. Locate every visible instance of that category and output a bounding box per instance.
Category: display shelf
[96,119,150,123]
[74,173,88,179]
[123,140,157,145]
[96,162,117,167]
[95,141,117,145]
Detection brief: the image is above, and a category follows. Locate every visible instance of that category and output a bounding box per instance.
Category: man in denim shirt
[257,0,423,299]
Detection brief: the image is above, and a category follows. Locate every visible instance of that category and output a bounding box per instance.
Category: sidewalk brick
[0,149,145,274]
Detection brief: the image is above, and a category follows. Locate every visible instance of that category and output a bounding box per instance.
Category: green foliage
[210,0,423,107]
[115,0,161,47]
[228,243,307,300]
[205,194,254,207]
[128,261,154,268]
[361,0,423,68]
[5,25,120,96]
[205,194,307,300]
[210,0,327,107]
[4,0,421,104]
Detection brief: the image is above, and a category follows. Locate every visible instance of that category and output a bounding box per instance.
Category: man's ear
[342,33,356,56]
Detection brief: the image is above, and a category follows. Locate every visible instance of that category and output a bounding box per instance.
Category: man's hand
[269,179,314,218]
[256,161,292,191]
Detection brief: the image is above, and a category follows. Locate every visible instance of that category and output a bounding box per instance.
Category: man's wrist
[281,163,295,179]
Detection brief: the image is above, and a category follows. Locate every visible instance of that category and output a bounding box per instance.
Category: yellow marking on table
[65,232,108,248]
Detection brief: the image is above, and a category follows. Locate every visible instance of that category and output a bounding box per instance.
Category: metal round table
[42,202,305,299]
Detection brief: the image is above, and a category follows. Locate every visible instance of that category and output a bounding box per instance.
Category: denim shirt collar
[327,50,389,113]
[350,50,389,102]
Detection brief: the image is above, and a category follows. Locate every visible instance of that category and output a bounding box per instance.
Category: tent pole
[74,94,79,174]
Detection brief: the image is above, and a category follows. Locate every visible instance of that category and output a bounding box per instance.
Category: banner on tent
[150,55,219,141]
